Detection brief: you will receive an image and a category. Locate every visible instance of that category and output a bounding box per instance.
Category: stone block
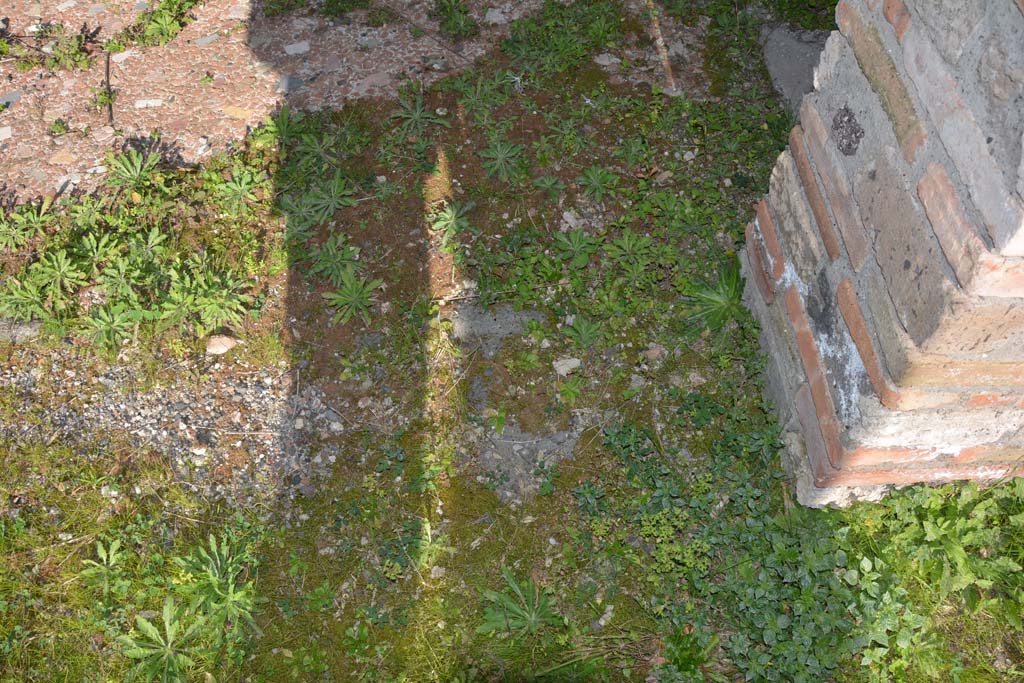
[855,153,955,346]
[769,149,828,283]
[801,102,871,271]
[904,26,1024,256]
[848,398,1024,452]
[823,462,1020,487]
[836,1,927,163]
[925,299,1024,361]
[788,127,841,261]
[975,13,1024,199]
[916,0,985,65]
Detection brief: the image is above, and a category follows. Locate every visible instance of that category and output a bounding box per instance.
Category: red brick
[918,163,1024,298]
[800,102,871,271]
[883,0,910,43]
[836,0,926,164]
[755,199,785,282]
[785,286,844,468]
[917,163,982,288]
[954,445,1024,465]
[744,222,774,303]
[836,279,900,408]
[901,358,1024,388]
[841,446,940,468]
[889,388,960,411]
[788,125,841,261]
[964,393,1019,408]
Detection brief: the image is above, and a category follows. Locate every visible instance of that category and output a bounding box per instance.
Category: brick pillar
[741,0,1024,506]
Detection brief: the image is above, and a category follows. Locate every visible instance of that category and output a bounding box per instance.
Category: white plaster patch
[814,31,845,91]
[814,326,866,423]
[778,261,807,298]
[753,216,778,277]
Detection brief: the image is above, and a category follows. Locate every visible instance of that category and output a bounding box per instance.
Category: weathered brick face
[740,0,1024,506]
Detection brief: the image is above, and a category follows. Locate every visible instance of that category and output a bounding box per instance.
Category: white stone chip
[206,335,240,355]
[553,357,581,376]
[111,48,136,63]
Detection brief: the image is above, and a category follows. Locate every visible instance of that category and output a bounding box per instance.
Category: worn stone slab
[762,25,829,116]
[915,0,985,64]
[855,154,954,346]
[0,319,41,344]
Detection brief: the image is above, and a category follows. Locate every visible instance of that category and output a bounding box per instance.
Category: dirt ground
[0,0,703,201]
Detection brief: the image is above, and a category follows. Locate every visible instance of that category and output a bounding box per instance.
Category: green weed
[322,268,384,325]
[577,164,620,203]
[479,136,526,183]
[432,0,479,41]
[118,597,204,683]
[114,0,203,47]
[478,567,563,637]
